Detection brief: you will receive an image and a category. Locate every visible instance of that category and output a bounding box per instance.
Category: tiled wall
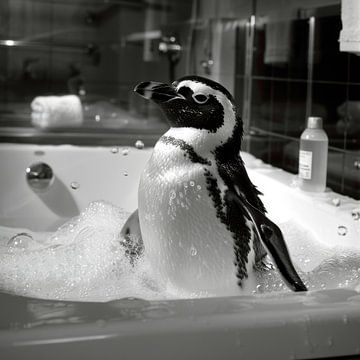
[243,0,360,199]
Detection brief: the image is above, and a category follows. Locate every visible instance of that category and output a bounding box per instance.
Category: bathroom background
[0,0,359,200]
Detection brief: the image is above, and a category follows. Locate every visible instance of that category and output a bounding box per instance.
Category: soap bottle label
[299,150,312,179]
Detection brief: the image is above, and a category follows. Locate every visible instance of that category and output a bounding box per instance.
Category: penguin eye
[192,93,209,104]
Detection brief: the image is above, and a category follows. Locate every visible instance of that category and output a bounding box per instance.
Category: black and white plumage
[121,75,307,295]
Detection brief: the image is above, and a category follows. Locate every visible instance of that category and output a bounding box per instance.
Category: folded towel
[31,95,83,128]
[264,20,291,64]
[339,0,360,53]
[264,7,293,65]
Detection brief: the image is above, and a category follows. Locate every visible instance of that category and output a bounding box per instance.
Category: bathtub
[0,143,360,360]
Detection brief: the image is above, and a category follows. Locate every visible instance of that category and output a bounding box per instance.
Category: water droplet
[189,181,195,187]
[190,246,197,256]
[111,147,119,154]
[351,209,360,220]
[337,225,348,236]
[123,171,128,177]
[169,190,176,200]
[7,233,33,251]
[122,148,129,156]
[70,181,80,190]
[343,314,349,324]
[332,198,341,207]
[135,140,144,149]
[95,114,101,122]
[196,185,202,190]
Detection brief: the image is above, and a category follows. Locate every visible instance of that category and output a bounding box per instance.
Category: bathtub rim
[1,289,360,360]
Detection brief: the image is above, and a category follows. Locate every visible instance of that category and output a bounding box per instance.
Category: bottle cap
[307,116,323,129]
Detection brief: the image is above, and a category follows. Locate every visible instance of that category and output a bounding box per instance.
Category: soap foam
[255,220,360,294]
[0,202,359,301]
[0,201,191,302]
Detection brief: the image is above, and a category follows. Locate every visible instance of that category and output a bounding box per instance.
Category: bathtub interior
[1,143,360,360]
[0,143,359,280]
[0,144,153,231]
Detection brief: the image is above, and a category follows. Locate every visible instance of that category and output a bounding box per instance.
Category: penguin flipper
[225,191,307,292]
[120,209,144,264]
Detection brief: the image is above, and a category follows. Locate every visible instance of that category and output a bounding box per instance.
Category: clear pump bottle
[298,117,328,192]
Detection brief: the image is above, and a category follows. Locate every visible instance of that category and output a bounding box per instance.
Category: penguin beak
[134,81,183,103]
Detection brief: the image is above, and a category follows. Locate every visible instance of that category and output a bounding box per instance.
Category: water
[0,202,360,302]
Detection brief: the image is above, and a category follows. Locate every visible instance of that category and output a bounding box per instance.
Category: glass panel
[0,0,194,143]
[253,11,308,79]
[346,85,360,151]
[343,151,360,200]
[250,78,272,131]
[312,82,347,149]
[312,7,348,83]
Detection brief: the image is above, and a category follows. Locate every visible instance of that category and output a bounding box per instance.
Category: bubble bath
[1,200,360,302]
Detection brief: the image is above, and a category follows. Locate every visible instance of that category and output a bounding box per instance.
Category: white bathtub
[0,143,360,360]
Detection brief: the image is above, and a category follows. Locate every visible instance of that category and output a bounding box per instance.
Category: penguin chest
[138,142,251,295]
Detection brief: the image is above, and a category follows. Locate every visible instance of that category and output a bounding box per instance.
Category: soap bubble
[190,246,197,256]
[135,140,144,149]
[337,226,348,236]
[70,181,80,190]
[7,233,33,252]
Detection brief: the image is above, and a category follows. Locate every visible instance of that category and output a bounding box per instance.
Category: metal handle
[26,162,54,190]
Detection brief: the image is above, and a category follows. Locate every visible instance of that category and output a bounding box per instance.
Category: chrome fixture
[354,160,360,170]
[158,35,182,81]
[26,162,54,191]
[200,59,214,75]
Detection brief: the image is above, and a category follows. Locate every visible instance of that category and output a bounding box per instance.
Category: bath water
[0,200,359,302]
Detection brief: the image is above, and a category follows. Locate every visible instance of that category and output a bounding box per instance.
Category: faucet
[26,162,54,191]
[158,35,182,81]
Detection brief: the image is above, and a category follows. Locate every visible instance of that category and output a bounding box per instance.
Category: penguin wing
[120,209,144,264]
[225,190,307,292]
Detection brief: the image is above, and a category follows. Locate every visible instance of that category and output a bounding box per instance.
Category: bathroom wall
[245,0,360,199]
[193,0,359,199]
[0,0,358,199]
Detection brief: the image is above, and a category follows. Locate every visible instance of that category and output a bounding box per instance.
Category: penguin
[121,75,307,296]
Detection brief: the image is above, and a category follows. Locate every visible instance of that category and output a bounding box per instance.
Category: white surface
[1,143,360,360]
[340,0,360,54]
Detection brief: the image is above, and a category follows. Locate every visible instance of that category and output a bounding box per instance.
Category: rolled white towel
[31,95,83,129]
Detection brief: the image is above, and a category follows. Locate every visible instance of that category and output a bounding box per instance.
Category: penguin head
[134,75,242,150]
